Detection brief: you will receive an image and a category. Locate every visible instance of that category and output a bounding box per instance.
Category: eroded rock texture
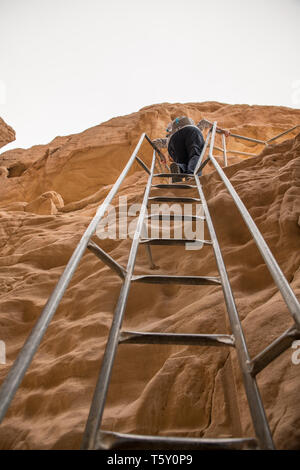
[0,117,15,149]
[0,102,299,449]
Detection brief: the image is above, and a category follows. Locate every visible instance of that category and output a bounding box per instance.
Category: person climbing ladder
[153,116,230,182]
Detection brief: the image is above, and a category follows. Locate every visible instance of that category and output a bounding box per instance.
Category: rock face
[0,117,15,149]
[0,102,299,450]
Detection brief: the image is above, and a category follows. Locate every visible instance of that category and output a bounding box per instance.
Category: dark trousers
[168,126,205,174]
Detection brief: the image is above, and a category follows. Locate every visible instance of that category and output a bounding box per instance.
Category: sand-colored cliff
[0,117,15,149]
[0,102,299,449]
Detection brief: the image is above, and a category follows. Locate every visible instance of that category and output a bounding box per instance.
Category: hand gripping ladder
[0,126,299,450]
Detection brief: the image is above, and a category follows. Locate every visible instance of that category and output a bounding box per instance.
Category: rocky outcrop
[0,117,15,149]
[0,103,299,450]
[0,102,299,207]
[25,191,64,215]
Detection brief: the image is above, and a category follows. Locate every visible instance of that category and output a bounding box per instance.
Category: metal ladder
[0,124,299,450]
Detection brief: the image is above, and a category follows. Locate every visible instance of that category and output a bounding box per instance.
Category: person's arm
[197,119,212,131]
[197,119,230,137]
[218,126,231,137]
[152,137,168,149]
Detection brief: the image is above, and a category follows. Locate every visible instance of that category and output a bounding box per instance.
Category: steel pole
[208,127,300,327]
[195,173,274,450]
[81,151,156,450]
[0,133,146,423]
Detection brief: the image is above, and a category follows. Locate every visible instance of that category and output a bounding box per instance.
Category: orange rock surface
[0,117,15,149]
[0,102,299,449]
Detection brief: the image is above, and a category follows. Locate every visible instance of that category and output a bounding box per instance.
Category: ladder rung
[140,238,212,246]
[147,214,205,221]
[153,173,193,178]
[119,331,235,347]
[152,183,197,189]
[96,431,258,450]
[149,196,201,203]
[131,274,221,285]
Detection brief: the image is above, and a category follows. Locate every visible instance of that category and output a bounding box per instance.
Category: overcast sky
[0,0,299,152]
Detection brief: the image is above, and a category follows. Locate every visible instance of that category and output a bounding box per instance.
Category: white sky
[0,0,300,152]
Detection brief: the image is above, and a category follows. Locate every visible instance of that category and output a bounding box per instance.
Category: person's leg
[187,154,202,175]
[177,162,187,173]
[184,127,205,175]
[168,129,189,172]
[168,135,188,181]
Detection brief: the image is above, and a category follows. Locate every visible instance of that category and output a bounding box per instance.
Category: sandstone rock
[0,103,299,450]
[25,191,64,215]
[0,102,299,207]
[1,202,26,212]
[0,117,15,149]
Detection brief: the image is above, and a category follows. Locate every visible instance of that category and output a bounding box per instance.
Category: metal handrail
[266,125,299,144]
[81,150,157,449]
[220,123,299,166]
[206,118,298,146]
[207,120,299,164]
[194,172,274,449]
[0,118,298,449]
[193,123,300,446]
[197,122,300,328]
[0,132,159,424]
[214,146,258,158]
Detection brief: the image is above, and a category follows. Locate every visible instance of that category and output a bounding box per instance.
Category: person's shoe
[185,175,194,182]
[170,162,181,183]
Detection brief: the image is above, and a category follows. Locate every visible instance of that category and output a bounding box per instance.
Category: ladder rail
[0,132,149,424]
[204,119,299,158]
[204,123,300,328]
[81,150,157,450]
[266,125,299,144]
[204,118,298,145]
[191,121,300,448]
[0,118,298,449]
[222,133,228,167]
[194,174,274,449]
[193,128,212,175]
